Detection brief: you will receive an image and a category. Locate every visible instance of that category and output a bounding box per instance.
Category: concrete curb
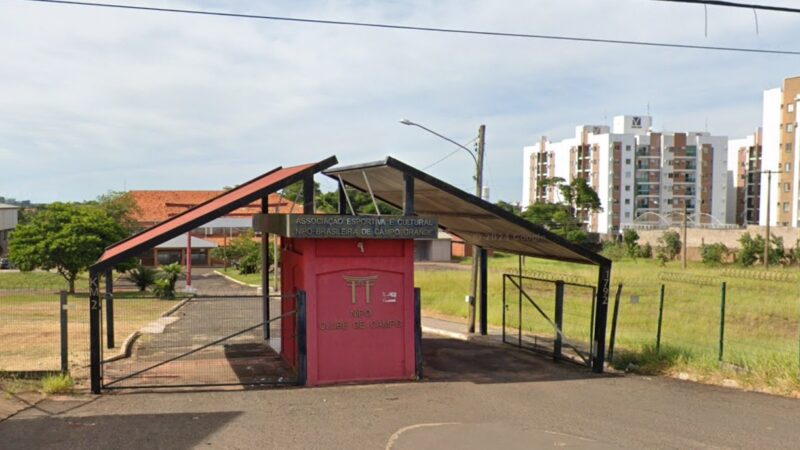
[213,270,261,288]
[103,298,191,364]
[161,298,191,318]
[102,331,141,363]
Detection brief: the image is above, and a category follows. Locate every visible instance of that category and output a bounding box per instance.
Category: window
[786,163,792,172]
[624,199,630,205]
[787,123,794,133]
[626,145,631,151]
[783,202,790,213]
[625,185,631,192]
[625,171,631,179]
[624,212,630,219]
[787,143,793,153]
[784,183,791,193]
[789,104,795,113]
[625,158,631,164]
[667,199,673,205]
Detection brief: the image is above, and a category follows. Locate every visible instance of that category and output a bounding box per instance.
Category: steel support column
[403,173,414,216]
[89,270,102,394]
[261,197,270,340]
[592,263,612,373]
[303,176,315,214]
[478,247,488,336]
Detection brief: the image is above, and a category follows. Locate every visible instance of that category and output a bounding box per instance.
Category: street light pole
[400,119,486,334]
[761,170,780,269]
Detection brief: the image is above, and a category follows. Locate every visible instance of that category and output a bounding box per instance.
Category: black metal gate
[502,274,597,367]
[98,291,306,390]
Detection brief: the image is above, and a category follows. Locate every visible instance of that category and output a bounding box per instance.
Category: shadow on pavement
[422,337,617,384]
[0,411,242,450]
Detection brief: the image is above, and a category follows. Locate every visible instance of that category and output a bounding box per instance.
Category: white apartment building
[523,115,729,235]
[760,76,800,227]
[727,130,762,226]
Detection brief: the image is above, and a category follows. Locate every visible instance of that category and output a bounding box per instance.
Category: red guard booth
[258,214,437,386]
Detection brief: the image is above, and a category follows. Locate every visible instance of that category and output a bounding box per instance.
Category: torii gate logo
[343,275,378,304]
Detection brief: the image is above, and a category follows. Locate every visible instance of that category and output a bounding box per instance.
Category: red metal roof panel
[92,156,337,271]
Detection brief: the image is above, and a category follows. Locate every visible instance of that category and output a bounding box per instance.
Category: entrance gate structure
[88,155,613,394]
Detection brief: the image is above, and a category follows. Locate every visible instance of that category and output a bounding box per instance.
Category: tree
[520,203,587,244]
[738,232,783,267]
[93,191,141,235]
[656,230,681,262]
[8,203,127,293]
[210,230,273,275]
[495,200,521,215]
[623,229,640,258]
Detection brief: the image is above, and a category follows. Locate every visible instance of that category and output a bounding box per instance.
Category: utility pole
[762,170,779,269]
[468,124,486,334]
[681,202,688,269]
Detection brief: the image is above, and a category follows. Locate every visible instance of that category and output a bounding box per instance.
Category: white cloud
[0,0,798,203]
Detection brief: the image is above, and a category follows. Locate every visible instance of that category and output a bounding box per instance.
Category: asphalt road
[2,335,800,449]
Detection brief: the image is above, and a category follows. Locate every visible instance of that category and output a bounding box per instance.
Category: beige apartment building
[761,76,800,227]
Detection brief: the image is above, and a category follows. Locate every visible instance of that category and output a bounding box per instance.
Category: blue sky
[1,0,799,204]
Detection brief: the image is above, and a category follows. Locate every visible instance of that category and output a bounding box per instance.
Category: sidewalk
[421,316,505,349]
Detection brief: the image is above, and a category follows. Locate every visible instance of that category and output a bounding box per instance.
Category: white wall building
[0,204,20,257]
[522,115,729,235]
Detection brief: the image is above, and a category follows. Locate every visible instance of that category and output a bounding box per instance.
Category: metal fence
[0,286,88,376]
[608,271,800,378]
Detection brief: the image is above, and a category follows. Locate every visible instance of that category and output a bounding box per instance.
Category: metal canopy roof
[325,157,609,266]
[92,156,338,271]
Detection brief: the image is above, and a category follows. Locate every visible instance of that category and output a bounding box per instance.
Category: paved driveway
[3,334,800,449]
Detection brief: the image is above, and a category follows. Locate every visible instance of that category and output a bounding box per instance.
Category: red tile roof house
[127,191,300,267]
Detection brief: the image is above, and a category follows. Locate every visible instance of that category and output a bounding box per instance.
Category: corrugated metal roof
[324,157,609,266]
[155,235,218,249]
[92,156,338,271]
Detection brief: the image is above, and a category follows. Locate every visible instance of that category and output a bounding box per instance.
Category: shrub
[623,229,640,258]
[152,279,175,300]
[656,230,681,262]
[41,373,74,395]
[701,243,728,266]
[601,241,626,261]
[638,242,653,259]
[737,232,783,267]
[126,265,157,292]
[159,262,183,292]
[237,250,261,275]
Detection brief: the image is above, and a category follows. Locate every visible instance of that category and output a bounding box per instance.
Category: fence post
[656,284,665,353]
[296,290,307,386]
[553,281,564,361]
[60,291,68,374]
[414,287,423,380]
[607,283,623,363]
[502,275,506,344]
[719,281,726,362]
[105,269,114,349]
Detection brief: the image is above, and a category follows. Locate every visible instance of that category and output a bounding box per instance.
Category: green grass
[40,373,74,395]
[417,255,800,396]
[217,268,264,286]
[0,271,70,290]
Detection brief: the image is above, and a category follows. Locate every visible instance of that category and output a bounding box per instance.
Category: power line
[21,0,800,56]
[654,0,800,14]
[423,137,478,170]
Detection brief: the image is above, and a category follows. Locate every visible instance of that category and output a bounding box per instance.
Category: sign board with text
[254,214,438,240]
